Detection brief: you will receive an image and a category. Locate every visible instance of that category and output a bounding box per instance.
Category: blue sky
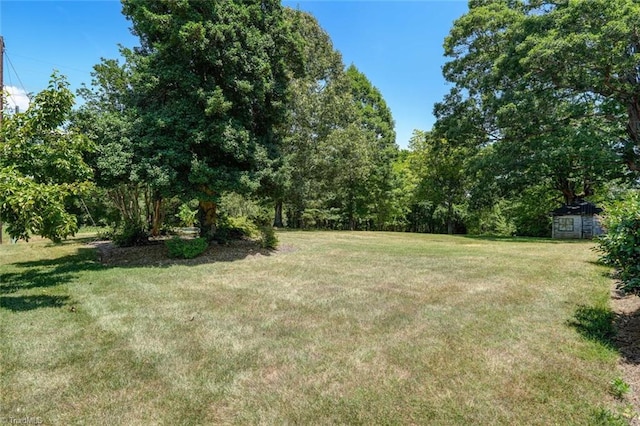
[0,0,467,149]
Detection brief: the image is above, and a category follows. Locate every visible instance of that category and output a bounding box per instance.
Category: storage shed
[551,201,604,239]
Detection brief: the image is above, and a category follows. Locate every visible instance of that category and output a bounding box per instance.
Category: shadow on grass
[569,304,640,365]
[1,239,275,312]
[463,235,588,244]
[0,248,102,294]
[569,305,617,348]
[0,294,71,311]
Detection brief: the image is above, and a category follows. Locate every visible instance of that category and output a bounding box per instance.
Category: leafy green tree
[408,130,469,235]
[75,58,158,235]
[386,149,419,231]
[317,123,377,230]
[515,0,640,172]
[283,72,357,228]
[344,65,398,228]
[0,73,93,242]
[441,0,638,175]
[437,0,627,228]
[296,66,398,231]
[121,0,301,239]
[492,96,623,205]
[267,7,345,228]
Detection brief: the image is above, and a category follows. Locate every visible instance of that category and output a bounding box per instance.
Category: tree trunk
[348,192,355,231]
[626,98,640,172]
[151,197,163,237]
[198,200,217,240]
[447,200,454,235]
[556,176,577,205]
[291,209,301,229]
[273,200,284,228]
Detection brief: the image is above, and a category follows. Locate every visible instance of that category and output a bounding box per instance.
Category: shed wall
[552,215,583,239]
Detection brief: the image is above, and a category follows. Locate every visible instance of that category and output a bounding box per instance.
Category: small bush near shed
[166,237,208,259]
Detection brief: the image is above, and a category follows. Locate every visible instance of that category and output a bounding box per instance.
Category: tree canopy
[120,0,302,237]
[0,73,93,242]
[5,0,637,244]
[441,0,639,174]
[435,0,632,215]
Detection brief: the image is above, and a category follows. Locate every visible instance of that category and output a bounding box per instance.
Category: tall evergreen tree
[121,0,302,238]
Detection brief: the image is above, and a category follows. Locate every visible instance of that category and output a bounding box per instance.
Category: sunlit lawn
[0,231,627,424]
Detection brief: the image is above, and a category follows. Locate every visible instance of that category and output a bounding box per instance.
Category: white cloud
[4,86,31,113]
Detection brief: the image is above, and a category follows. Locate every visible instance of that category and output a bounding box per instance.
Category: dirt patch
[611,287,640,423]
[87,238,295,267]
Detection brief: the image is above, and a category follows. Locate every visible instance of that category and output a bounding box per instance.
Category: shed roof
[551,201,602,216]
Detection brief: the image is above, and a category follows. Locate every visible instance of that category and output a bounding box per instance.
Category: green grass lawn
[0,231,629,424]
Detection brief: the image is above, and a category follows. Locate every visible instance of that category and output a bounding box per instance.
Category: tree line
[1,0,638,245]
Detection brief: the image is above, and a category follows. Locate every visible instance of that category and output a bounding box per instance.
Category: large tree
[121,0,301,238]
[265,7,345,228]
[408,130,469,235]
[0,73,93,242]
[514,0,640,172]
[437,0,629,209]
[444,0,639,171]
[344,65,398,229]
[74,58,157,235]
[297,65,397,231]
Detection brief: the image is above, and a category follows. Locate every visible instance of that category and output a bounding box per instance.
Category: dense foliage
[2,1,638,247]
[0,73,93,242]
[166,237,209,259]
[120,0,302,239]
[597,191,640,291]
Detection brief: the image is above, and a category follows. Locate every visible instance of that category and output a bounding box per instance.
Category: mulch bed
[87,238,294,267]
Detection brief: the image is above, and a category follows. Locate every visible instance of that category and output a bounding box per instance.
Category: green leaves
[0,167,80,242]
[437,0,632,222]
[166,237,208,259]
[0,73,93,242]
[121,0,298,205]
[407,131,470,234]
[597,190,640,291]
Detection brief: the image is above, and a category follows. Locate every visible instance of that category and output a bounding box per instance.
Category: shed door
[582,216,593,239]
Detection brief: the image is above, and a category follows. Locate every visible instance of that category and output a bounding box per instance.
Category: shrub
[176,203,197,227]
[166,237,208,259]
[112,222,149,247]
[260,225,278,249]
[228,216,259,238]
[213,215,259,244]
[596,191,640,291]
